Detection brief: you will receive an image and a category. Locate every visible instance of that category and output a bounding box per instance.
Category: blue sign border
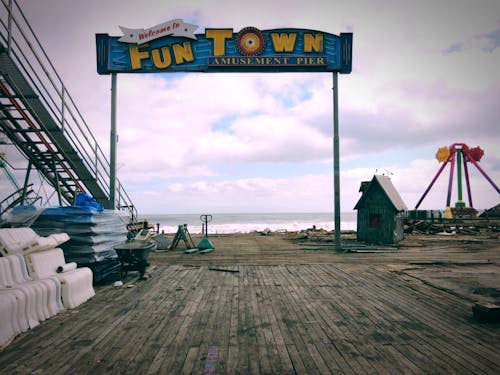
[96,28,352,74]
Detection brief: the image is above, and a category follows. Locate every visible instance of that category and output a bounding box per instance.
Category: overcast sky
[1,0,499,214]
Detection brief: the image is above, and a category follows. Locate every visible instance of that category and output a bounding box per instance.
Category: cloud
[106,73,334,183]
[134,173,336,213]
[129,154,500,214]
[444,28,500,54]
[477,28,500,52]
[2,0,499,217]
[341,84,500,152]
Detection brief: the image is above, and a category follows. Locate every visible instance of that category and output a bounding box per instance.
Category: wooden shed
[354,175,408,244]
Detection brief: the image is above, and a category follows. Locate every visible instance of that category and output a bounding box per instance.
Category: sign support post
[333,72,341,251]
[110,72,117,209]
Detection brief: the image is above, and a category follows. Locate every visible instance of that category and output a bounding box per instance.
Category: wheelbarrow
[113,239,156,279]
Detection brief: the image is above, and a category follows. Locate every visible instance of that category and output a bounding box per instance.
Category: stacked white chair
[0,228,70,256]
[0,257,41,329]
[0,227,39,256]
[8,254,64,315]
[0,227,93,348]
[0,257,33,348]
[0,291,27,348]
[26,248,95,309]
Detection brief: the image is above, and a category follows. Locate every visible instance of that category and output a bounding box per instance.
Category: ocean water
[142,212,357,234]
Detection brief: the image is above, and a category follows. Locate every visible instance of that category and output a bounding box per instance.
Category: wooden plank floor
[1,232,499,374]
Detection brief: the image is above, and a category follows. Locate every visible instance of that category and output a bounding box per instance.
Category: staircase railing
[0,0,136,218]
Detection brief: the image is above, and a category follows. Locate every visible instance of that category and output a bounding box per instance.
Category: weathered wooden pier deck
[1,231,499,374]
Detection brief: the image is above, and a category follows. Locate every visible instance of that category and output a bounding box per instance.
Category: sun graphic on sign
[237,27,266,55]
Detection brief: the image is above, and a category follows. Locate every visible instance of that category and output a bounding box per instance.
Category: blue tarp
[75,192,104,212]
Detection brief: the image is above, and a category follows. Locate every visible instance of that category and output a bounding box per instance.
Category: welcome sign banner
[96,21,352,74]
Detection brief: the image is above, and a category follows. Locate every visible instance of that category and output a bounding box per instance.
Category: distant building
[354,175,408,244]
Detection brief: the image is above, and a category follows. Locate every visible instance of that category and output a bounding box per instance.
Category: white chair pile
[0,228,95,349]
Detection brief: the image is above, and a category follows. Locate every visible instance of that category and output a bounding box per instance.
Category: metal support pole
[94,141,98,177]
[332,72,341,251]
[7,0,13,55]
[110,73,117,210]
[456,148,464,206]
[52,159,62,206]
[21,160,33,205]
[463,157,473,208]
[61,85,65,131]
[446,151,456,207]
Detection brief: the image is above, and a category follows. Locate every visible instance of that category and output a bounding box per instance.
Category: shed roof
[354,175,408,211]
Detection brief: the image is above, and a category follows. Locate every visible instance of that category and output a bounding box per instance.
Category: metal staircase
[0,0,136,218]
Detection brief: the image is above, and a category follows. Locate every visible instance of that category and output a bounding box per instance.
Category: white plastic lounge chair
[26,248,95,309]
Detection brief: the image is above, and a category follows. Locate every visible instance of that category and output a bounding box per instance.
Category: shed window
[370,214,380,228]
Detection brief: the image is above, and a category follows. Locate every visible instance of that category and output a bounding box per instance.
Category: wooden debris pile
[404,219,498,235]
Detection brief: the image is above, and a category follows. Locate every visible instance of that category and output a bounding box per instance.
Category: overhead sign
[96,22,352,74]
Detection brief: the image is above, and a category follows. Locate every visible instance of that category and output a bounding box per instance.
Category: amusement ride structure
[415,143,500,218]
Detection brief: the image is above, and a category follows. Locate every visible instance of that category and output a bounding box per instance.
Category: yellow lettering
[151,47,172,69]
[271,33,297,52]
[206,29,233,56]
[172,42,194,64]
[304,33,324,52]
[129,44,150,70]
